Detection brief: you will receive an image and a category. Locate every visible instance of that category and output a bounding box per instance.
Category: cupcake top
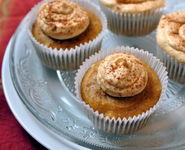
[100,0,165,13]
[97,52,148,97]
[157,11,185,64]
[37,0,89,40]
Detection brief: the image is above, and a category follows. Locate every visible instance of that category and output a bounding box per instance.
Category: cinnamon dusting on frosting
[97,52,148,97]
[37,0,89,40]
[157,11,185,64]
[100,0,165,13]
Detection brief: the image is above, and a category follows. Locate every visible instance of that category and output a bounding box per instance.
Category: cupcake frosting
[97,52,148,97]
[100,0,165,13]
[157,11,185,64]
[37,0,89,40]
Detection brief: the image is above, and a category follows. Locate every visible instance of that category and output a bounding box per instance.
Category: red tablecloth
[0,0,46,149]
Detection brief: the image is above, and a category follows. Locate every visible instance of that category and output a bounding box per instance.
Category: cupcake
[156,11,185,83]
[75,46,168,134]
[99,0,165,36]
[28,0,107,70]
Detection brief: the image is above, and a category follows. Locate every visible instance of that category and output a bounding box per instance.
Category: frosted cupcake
[75,46,168,134]
[156,11,185,83]
[28,0,107,70]
[99,0,165,36]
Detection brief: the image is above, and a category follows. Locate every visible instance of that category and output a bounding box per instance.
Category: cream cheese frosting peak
[164,12,185,52]
[37,0,89,40]
[97,52,148,97]
[157,11,185,64]
[117,0,149,3]
[100,0,165,13]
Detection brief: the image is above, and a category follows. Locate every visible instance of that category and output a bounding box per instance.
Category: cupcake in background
[99,0,165,36]
[28,0,107,70]
[75,46,168,134]
[156,11,185,84]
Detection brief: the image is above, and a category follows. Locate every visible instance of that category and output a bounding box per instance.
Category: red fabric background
[0,0,46,149]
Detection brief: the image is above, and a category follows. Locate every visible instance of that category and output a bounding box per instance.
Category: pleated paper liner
[99,3,164,36]
[157,45,185,84]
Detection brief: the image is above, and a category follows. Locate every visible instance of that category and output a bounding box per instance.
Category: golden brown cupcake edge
[81,59,161,119]
[32,9,102,50]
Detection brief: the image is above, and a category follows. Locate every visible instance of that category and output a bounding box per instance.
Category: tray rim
[2,20,89,150]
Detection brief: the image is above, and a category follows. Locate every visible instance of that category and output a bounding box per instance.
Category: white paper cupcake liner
[27,0,107,70]
[99,3,164,36]
[157,45,185,84]
[75,46,168,134]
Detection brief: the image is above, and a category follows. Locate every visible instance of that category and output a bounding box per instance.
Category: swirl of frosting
[100,0,165,13]
[37,0,89,40]
[163,12,185,52]
[157,11,185,63]
[97,52,148,97]
[117,0,149,3]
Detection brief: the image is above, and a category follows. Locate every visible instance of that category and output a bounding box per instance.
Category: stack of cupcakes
[27,0,107,70]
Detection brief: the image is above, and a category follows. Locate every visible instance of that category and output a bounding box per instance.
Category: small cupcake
[75,46,168,134]
[156,11,185,83]
[99,0,165,36]
[28,0,107,70]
